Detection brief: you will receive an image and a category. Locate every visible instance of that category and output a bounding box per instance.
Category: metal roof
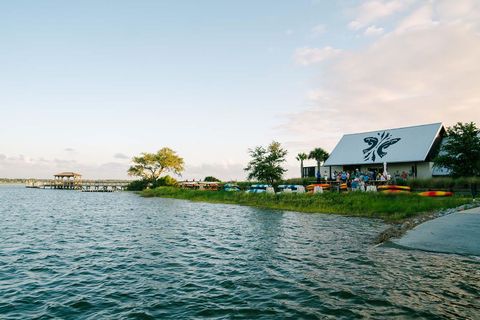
[54,172,82,177]
[324,123,443,166]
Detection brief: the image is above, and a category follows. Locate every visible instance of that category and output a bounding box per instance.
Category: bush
[405,177,480,191]
[204,176,221,182]
[159,175,178,187]
[126,175,178,191]
[126,180,149,191]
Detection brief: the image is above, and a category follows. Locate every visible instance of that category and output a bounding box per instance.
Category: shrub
[204,176,221,182]
[126,175,178,191]
[405,177,480,191]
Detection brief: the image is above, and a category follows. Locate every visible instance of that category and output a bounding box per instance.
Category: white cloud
[395,3,436,33]
[294,46,342,66]
[286,2,480,148]
[113,153,129,160]
[0,155,130,179]
[348,0,413,30]
[435,0,480,22]
[348,20,363,30]
[364,25,385,36]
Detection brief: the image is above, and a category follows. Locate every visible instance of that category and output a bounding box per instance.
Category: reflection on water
[0,185,478,319]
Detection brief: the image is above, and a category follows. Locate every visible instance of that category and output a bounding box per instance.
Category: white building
[309,123,446,179]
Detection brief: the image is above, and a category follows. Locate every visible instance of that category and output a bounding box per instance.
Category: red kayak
[418,191,453,197]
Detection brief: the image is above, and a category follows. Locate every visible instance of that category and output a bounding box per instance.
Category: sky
[1,0,479,180]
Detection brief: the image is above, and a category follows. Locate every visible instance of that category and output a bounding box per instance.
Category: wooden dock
[25,179,129,192]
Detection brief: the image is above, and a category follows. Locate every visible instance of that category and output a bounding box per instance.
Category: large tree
[308,147,330,180]
[296,152,308,178]
[128,148,184,182]
[244,141,288,184]
[434,122,480,177]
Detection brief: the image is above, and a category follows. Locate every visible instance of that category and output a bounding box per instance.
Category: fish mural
[363,131,401,162]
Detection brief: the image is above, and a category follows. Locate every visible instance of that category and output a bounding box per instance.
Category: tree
[296,152,308,178]
[308,147,330,181]
[128,148,184,182]
[434,122,480,177]
[204,176,220,182]
[126,175,178,191]
[244,141,288,184]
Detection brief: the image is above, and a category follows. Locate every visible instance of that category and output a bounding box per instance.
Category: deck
[25,179,129,192]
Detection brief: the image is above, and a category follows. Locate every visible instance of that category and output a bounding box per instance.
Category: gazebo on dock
[54,172,82,190]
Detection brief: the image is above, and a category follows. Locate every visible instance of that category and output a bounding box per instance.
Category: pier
[25,172,129,192]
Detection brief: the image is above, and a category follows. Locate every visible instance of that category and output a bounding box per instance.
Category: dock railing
[25,179,130,192]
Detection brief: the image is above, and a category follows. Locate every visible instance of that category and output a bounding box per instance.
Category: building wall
[318,162,436,179]
[302,166,316,178]
[383,162,433,179]
[416,162,434,179]
[372,163,413,178]
[306,162,436,179]
[303,166,343,179]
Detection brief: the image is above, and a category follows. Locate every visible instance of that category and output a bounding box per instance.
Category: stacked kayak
[306,184,331,193]
[418,191,454,197]
[305,183,353,192]
[378,185,411,193]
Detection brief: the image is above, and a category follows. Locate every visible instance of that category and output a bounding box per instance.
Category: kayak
[381,189,410,194]
[306,184,331,191]
[377,185,411,191]
[418,191,453,197]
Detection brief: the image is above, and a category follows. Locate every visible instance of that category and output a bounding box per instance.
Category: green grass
[140,187,473,221]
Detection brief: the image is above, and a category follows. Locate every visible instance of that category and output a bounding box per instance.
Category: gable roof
[54,172,82,177]
[324,123,444,166]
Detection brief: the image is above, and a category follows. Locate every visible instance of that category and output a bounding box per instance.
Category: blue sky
[1,1,479,179]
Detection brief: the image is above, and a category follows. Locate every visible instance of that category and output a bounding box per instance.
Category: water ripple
[0,185,479,319]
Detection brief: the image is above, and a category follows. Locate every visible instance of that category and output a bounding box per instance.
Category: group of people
[332,169,389,183]
[314,168,410,191]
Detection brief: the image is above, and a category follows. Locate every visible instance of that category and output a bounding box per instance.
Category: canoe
[381,189,410,194]
[377,185,411,191]
[306,184,331,191]
[418,191,453,197]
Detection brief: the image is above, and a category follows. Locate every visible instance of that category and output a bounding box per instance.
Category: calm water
[0,186,479,319]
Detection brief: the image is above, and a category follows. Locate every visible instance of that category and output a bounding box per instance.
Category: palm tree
[296,153,308,178]
[308,147,330,182]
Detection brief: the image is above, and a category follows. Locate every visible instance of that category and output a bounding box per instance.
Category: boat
[418,191,453,197]
[381,189,410,194]
[223,183,241,192]
[179,181,219,191]
[378,185,411,192]
[306,184,331,192]
[277,185,306,194]
[245,184,273,194]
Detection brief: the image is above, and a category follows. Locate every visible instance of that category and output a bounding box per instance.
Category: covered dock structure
[25,172,129,192]
[53,172,82,189]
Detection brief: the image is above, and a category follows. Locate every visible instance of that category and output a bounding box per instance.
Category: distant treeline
[0,178,28,184]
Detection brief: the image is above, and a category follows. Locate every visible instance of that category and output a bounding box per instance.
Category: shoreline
[140,187,474,222]
[374,200,480,244]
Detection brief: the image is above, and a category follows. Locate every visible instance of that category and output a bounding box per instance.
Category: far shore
[140,187,474,222]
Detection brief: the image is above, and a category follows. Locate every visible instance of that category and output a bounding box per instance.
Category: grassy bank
[141,187,473,221]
